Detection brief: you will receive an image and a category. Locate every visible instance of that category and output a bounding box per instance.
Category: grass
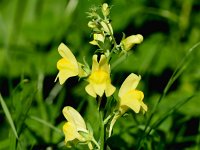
[0,0,200,149]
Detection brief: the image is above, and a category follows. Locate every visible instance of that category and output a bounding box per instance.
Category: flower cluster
[55,3,147,149]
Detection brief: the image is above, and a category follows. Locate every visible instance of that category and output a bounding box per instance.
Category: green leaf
[0,94,18,139]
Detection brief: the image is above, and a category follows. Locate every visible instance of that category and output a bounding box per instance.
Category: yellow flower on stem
[118,73,147,114]
[55,43,86,85]
[85,55,116,98]
[108,73,147,137]
[62,106,100,149]
[120,34,143,51]
[63,106,88,144]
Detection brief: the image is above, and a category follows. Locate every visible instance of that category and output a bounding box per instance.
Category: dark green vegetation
[0,0,200,149]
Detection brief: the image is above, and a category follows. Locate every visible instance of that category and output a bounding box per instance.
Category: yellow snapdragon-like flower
[118,73,147,114]
[85,55,116,98]
[100,21,113,35]
[89,33,105,46]
[62,106,88,144]
[120,34,143,51]
[55,43,86,85]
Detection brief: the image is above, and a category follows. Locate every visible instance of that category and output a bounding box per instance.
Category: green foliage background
[0,0,200,149]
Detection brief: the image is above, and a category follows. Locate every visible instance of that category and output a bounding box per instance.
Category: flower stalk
[55,3,147,149]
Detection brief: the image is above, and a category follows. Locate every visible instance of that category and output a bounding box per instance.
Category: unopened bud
[102,3,110,17]
[100,21,113,34]
[89,33,105,46]
[121,34,143,51]
[88,21,97,29]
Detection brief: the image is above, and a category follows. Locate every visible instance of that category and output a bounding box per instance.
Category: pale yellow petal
[121,98,141,113]
[91,55,99,72]
[93,33,104,42]
[93,83,106,97]
[63,122,79,142]
[58,43,78,68]
[100,21,113,34]
[57,58,78,73]
[85,84,97,98]
[121,34,143,51]
[99,55,110,73]
[105,83,116,97]
[56,70,77,85]
[89,40,99,46]
[118,73,141,98]
[120,90,144,113]
[62,106,86,131]
[56,58,79,84]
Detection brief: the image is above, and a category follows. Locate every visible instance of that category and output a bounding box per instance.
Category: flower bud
[89,33,105,46]
[100,21,113,34]
[88,21,97,29]
[121,34,143,51]
[102,3,110,17]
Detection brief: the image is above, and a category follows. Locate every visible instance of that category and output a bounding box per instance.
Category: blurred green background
[0,0,200,149]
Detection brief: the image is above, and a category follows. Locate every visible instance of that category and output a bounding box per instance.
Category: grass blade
[149,95,195,134]
[28,115,63,135]
[137,41,200,150]
[0,94,18,139]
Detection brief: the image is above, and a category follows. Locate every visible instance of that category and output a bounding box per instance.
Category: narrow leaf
[0,94,18,139]
[28,115,63,134]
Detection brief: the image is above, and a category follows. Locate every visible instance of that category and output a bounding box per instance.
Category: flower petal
[93,83,106,97]
[56,70,76,85]
[63,122,79,142]
[58,43,78,68]
[105,83,116,97]
[85,84,97,98]
[62,106,87,131]
[118,73,141,98]
[99,55,110,73]
[91,55,99,72]
[121,98,141,113]
[120,90,144,113]
[121,34,143,51]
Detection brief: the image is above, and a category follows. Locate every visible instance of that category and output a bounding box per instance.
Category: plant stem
[99,111,105,150]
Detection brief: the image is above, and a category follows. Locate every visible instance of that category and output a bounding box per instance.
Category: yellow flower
[120,34,143,51]
[85,55,116,97]
[55,43,86,85]
[100,21,113,35]
[118,73,147,114]
[89,33,105,46]
[62,106,88,144]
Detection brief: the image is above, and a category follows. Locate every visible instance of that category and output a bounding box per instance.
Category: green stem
[102,20,119,58]
[92,138,100,149]
[97,96,102,111]
[99,111,105,150]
